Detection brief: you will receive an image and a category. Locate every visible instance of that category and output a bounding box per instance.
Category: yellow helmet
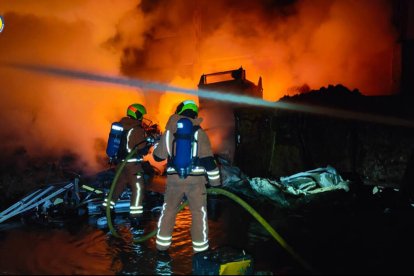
[175,100,198,117]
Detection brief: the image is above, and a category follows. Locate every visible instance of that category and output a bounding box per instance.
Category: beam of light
[5,63,414,128]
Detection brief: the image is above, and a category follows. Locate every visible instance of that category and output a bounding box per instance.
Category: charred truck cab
[197,67,263,163]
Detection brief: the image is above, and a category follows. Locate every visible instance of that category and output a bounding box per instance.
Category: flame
[155,76,199,130]
[0,0,399,174]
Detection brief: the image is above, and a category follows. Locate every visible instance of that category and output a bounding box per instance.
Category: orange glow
[0,228,117,274]
[0,0,398,174]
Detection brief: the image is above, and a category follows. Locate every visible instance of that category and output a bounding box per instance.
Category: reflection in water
[0,226,117,275]
[110,223,174,275]
[0,209,217,274]
[3,173,411,274]
[0,176,280,275]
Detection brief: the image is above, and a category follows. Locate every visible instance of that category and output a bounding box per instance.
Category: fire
[0,0,399,174]
[155,76,199,130]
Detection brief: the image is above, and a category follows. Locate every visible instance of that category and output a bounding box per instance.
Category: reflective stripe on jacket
[153,114,220,180]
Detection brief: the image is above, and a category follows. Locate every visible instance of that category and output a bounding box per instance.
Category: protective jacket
[155,114,221,182]
[153,114,221,253]
[104,116,147,217]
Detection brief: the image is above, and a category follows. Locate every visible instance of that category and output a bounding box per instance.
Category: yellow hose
[105,153,315,272]
[105,147,137,238]
[207,188,315,273]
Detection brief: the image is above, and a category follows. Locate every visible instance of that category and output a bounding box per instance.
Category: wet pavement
[0,175,414,274]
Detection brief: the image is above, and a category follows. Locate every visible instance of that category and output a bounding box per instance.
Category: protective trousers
[111,163,144,217]
[156,175,209,253]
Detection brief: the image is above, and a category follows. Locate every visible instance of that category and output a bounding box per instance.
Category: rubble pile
[235,85,414,192]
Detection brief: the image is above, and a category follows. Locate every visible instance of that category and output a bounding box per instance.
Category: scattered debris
[219,155,350,207]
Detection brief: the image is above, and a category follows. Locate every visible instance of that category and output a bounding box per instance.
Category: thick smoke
[115,0,397,99]
[0,0,398,175]
[0,1,144,174]
[110,0,398,157]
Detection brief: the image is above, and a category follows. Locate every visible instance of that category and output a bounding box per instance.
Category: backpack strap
[192,126,200,159]
[125,128,134,154]
[166,125,201,173]
[165,129,172,157]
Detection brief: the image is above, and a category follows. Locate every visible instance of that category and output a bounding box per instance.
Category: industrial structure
[197,67,263,163]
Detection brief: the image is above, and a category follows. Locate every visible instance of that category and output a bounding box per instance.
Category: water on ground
[1,176,414,275]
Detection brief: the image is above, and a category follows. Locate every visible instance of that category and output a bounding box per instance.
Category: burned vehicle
[198,66,263,100]
[197,67,263,163]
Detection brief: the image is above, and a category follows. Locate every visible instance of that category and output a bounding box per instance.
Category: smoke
[0,2,143,174]
[113,0,397,99]
[0,0,399,175]
[108,0,398,159]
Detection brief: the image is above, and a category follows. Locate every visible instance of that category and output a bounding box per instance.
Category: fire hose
[105,147,315,273]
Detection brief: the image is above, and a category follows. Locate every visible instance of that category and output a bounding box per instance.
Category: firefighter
[153,99,221,255]
[103,103,149,223]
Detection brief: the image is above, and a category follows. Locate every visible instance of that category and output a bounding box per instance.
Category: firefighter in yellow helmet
[103,103,149,223]
[153,100,221,255]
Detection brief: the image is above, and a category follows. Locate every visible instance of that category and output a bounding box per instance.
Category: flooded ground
[1,175,414,275]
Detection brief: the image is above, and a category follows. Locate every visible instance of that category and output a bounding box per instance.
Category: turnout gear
[104,105,149,218]
[106,103,148,164]
[153,101,221,254]
[158,114,220,184]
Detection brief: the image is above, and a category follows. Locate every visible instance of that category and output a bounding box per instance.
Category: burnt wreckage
[198,66,263,163]
[198,68,414,208]
[2,68,414,229]
[233,86,414,209]
[0,118,164,228]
